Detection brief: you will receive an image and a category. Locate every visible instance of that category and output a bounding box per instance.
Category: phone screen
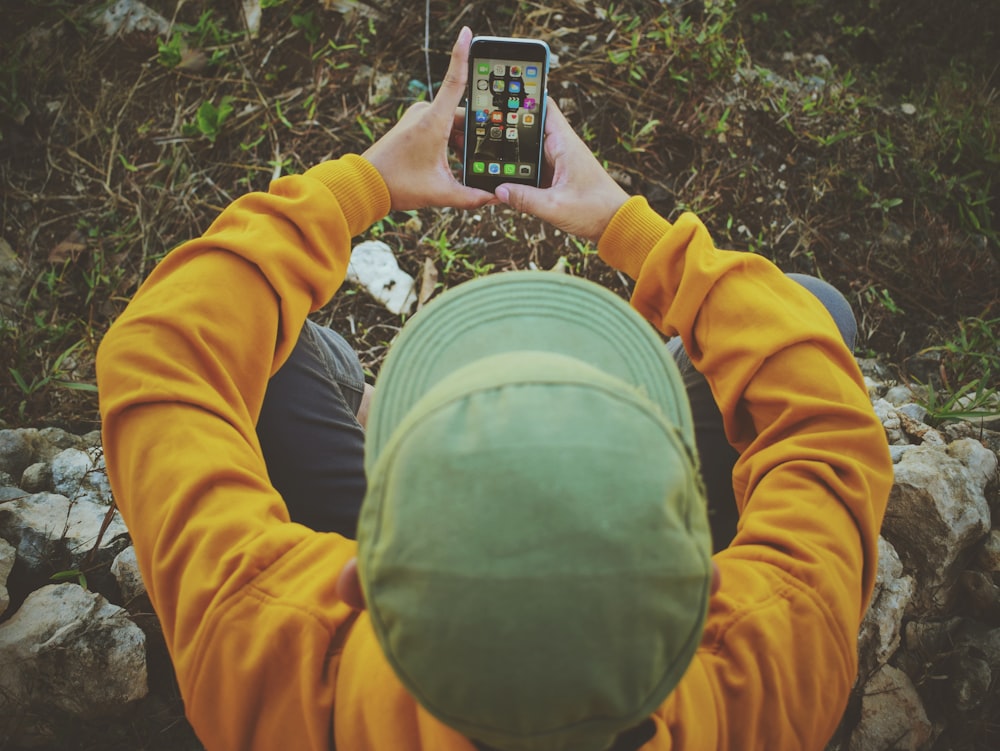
[463,37,549,190]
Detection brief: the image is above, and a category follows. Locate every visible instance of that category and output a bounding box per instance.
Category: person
[96,26,892,751]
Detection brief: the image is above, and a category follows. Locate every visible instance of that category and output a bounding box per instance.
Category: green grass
[917,316,1000,421]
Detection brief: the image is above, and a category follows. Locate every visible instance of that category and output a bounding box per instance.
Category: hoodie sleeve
[599,197,892,750]
[97,155,389,751]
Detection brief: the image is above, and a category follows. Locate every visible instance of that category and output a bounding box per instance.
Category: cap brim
[366,271,694,471]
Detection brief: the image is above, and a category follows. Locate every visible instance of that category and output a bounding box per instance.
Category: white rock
[896,401,928,423]
[884,384,916,406]
[888,445,915,463]
[858,537,915,677]
[0,492,128,571]
[346,240,417,316]
[848,664,932,751]
[0,537,14,618]
[883,441,993,613]
[20,461,52,493]
[872,398,905,445]
[0,584,147,719]
[51,447,113,506]
[96,0,170,37]
[947,437,999,488]
[111,546,146,603]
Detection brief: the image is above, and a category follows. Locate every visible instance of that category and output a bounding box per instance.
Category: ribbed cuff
[597,196,673,281]
[304,154,391,238]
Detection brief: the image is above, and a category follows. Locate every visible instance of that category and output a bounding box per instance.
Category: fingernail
[495,186,509,203]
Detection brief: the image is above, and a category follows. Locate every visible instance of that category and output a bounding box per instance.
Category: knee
[785,273,857,351]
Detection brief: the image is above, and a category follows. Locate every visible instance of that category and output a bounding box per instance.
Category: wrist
[597,196,671,280]
[304,155,391,235]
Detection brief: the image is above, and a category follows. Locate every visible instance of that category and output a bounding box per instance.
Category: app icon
[475,110,489,123]
[507,96,520,109]
[478,63,489,75]
[525,84,538,95]
[492,79,506,93]
[509,81,522,94]
[522,113,535,126]
[493,63,506,76]
[504,163,517,175]
[490,111,504,124]
[506,112,519,124]
[488,162,501,174]
[472,161,486,174]
[489,126,503,139]
[510,65,521,77]
[505,127,518,140]
[518,164,532,176]
[473,93,491,109]
[475,127,486,136]
[526,66,538,78]
[476,79,488,91]
[524,98,536,110]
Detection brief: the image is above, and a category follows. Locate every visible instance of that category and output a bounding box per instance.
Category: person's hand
[494,99,630,244]
[362,27,493,211]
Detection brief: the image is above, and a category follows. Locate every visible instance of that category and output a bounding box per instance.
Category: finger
[449,106,467,152]
[432,26,473,116]
[425,181,495,211]
[448,130,465,156]
[543,96,568,132]
[494,183,551,219]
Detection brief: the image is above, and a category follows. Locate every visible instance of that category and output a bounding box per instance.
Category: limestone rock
[0,583,147,720]
[848,664,933,751]
[20,461,52,493]
[0,492,128,573]
[51,447,112,506]
[882,440,995,613]
[858,537,914,679]
[873,398,905,445]
[0,429,33,479]
[111,545,146,603]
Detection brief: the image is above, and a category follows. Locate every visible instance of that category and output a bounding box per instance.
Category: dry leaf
[48,231,87,264]
[176,47,210,72]
[417,257,438,310]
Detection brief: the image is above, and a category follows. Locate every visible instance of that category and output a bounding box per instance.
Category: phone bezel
[463,36,550,191]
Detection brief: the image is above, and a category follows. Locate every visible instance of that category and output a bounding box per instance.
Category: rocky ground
[0,358,998,751]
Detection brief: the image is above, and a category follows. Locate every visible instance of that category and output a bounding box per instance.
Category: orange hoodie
[97,155,891,750]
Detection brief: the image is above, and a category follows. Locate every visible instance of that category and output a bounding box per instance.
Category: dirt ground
[0,0,998,748]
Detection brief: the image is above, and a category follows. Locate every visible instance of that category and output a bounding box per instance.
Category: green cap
[359,272,711,751]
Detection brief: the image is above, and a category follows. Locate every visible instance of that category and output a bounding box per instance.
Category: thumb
[495,183,549,219]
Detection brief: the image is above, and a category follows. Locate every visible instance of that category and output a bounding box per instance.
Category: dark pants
[258,274,857,552]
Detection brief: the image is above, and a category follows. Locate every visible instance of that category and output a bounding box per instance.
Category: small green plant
[156,33,185,67]
[916,315,1000,420]
[617,117,661,153]
[50,569,88,589]
[157,9,244,69]
[183,96,235,143]
[8,339,97,416]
